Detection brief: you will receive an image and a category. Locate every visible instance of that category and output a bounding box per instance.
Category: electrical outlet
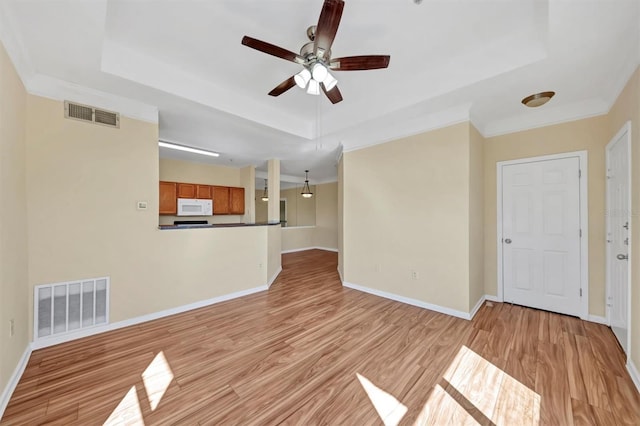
[375,263,382,273]
[9,319,14,337]
[411,270,418,280]
[259,263,263,269]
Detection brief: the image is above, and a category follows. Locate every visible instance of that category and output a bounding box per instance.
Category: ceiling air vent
[64,101,120,128]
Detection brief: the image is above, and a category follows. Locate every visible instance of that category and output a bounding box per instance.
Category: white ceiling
[1,0,638,183]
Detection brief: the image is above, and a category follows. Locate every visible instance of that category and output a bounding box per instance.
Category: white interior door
[606,125,630,354]
[501,156,582,317]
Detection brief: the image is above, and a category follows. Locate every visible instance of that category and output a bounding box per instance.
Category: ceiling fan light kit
[241,0,390,104]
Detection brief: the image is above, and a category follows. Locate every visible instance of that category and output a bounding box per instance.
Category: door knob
[504,238,512,244]
[617,254,628,260]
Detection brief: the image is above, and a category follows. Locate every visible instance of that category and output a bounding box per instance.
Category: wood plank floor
[2,249,639,425]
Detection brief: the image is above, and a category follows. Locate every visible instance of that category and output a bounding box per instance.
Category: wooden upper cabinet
[196,184,212,199]
[159,181,177,215]
[230,187,245,215]
[212,186,230,214]
[177,183,197,199]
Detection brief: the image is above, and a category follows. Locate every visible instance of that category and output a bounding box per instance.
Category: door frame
[496,150,589,319]
[605,121,632,356]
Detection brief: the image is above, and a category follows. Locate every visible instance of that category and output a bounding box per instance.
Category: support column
[267,159,280,224]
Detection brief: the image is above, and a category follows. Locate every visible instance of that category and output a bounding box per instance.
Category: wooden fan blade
[330,55,390,71]
[242,36,303,64]
[268,76,297,97]
[314,0,344,60]
[321,83,343,104]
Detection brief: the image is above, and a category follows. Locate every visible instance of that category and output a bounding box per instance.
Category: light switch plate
[137,201,148,210]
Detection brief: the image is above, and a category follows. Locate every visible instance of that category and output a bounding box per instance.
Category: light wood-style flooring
[2,249,639,425]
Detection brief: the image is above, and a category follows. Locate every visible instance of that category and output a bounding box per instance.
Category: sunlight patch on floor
[103,386,144,426]
[417,345,541,425]
[357,373,408,426]
[142,351,174,411]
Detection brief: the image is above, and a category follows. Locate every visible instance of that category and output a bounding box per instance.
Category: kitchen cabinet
[196,184,212,199]
[177,183,197,199]
[230,187,245,215]
[159,181,177,215]
[212,186,230,214]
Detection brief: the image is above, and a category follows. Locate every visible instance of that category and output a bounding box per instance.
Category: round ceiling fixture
[521,91,556,108]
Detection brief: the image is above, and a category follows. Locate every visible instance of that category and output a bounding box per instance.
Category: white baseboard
[484,294,501,303]
[31,284,269,350]
[281,246,338,254]
[342,281,473,320]
[267,267,282,288]
[315,247,339,253]
[0,345,32,419]
[587,315,608,325]
[469,296,486,320]
[627,360,640,393]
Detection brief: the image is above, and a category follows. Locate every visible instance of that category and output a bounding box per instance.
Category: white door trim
[605,121,632,358]
[497,150,589,319]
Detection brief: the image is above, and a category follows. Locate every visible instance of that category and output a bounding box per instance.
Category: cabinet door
[212,186,230,214]
[159,181,177,215]
[196,184,212,199]
[230,187,245,215]
[177,183,196,199]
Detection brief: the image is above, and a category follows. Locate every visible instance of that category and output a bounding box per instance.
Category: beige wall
[343,123,473,313]
[255,190,268,222]
[280,182,338,252]
[0,41,28,397]
[608,66,640,368]
[267,224,281,283]
[158,158,246,225]
[282,227,314,252]
[484,115,610,316]
[25,96,270,339]
[239,166,255,224]
[469,123,485,310]
[281,186,316,227]
[313,182,338,250]
[338,158,344,279]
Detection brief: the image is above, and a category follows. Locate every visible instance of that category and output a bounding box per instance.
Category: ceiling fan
[241,0,390,104]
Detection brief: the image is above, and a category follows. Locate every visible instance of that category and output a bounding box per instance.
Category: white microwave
[177,198,213,216]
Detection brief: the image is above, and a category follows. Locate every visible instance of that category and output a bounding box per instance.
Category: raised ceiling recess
[241,0,390,104]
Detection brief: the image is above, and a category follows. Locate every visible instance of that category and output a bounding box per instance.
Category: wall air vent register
[64,100,120,128]
[34,277,109,340]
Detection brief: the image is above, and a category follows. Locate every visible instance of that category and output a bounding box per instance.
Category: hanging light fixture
[301,170,313,198]
[261,179,269,201]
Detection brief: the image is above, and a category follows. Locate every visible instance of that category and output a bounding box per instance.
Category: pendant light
[261,179,269,201]
[301,170,313,198]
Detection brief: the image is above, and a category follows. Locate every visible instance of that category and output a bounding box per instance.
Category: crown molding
[479,98,609,138]
[0,1,35,86]
[0,5,159,124]
[603,57,640,112]
[341,103,471,153]
[27,74,159,124]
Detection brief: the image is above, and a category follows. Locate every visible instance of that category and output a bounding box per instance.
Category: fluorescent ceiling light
[158,141,220,157]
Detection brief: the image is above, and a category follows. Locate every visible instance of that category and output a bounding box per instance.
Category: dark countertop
[158,222,281,230]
